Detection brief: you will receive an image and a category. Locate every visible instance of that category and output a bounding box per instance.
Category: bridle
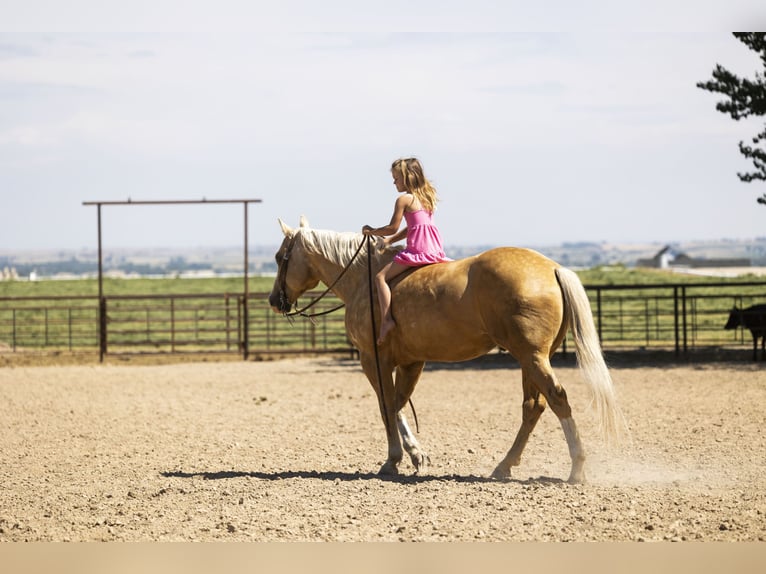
[276,231,367,320]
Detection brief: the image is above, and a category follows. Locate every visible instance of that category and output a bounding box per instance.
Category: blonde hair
[391,157,439,213]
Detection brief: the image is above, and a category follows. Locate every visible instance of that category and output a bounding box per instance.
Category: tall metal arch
[82,198,262,361]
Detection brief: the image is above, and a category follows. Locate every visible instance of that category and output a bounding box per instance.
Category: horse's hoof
[568,461,586,484]
[379,461,400,476]
[411,453,430,474]
[567,472,586,485]
[491,465,512,480]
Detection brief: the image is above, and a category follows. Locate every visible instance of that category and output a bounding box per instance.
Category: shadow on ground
[160,469,566,486]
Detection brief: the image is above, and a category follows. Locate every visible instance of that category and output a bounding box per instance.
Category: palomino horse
[269,217,625,483]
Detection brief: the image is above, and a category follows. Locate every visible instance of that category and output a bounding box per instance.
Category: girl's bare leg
[374,261,408,344]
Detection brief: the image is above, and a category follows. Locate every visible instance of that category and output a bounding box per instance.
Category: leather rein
[276,232,367,321]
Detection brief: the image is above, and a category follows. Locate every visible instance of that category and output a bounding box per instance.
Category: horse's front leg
[360,353,402,475]
[394,362,430,473]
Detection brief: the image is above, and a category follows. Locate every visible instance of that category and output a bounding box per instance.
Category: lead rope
[365,235,419,435]
[366,235,390,435]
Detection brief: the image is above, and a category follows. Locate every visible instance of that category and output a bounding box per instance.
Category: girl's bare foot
[377,316,396,345]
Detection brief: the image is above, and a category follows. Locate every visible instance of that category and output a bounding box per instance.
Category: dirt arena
[1,353,765,542]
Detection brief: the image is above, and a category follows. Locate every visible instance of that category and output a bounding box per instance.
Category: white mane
[300,228,370,268]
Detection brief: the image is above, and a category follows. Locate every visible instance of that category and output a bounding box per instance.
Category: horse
[268,217,626,483]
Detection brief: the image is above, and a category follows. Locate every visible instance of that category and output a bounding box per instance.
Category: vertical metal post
[243,202,249,360]
[673,286,680,357]
[682,286,688,356]
[644,299,649,346]
[97,203,107,362]
[596,288,603,343]
[225,295,231,351]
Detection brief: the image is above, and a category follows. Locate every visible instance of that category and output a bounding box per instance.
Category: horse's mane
[300,228,398,268]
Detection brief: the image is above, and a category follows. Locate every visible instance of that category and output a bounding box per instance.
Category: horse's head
[268,216,321,314]
[724,305,743,330]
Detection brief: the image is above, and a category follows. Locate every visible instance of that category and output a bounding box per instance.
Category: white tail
[556,267,627,445]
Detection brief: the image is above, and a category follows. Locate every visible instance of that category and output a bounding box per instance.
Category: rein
[366,234,390,435]
[277,231,418,434]
[365,235,418,435]
[279,233,366,320]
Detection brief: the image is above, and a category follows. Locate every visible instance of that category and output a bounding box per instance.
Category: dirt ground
[1,353,765,542]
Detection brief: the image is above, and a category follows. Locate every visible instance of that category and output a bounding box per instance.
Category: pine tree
[697,32,766,205]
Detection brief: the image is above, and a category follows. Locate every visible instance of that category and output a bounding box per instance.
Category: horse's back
[389,247,566,362]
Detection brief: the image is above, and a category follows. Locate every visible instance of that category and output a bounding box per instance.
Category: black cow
[724,304,766,361]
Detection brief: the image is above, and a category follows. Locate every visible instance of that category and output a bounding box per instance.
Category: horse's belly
[395,315,496,363]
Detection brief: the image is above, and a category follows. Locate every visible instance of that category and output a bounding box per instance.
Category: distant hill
[450,237,766,269]
[2,238,766,279]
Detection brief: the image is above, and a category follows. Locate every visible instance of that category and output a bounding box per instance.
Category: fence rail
[2,281,766,359]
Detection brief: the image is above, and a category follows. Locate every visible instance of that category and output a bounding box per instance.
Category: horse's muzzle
[268,291,292,314]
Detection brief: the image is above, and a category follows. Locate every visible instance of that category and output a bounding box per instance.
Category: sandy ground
[1,354,765,542]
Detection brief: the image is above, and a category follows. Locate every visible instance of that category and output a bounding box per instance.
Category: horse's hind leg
[529,356,586,484]
[496,355,586,484]
[492,373,547,480]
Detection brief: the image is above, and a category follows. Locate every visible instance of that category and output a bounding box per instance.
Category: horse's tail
[555,267,627,445]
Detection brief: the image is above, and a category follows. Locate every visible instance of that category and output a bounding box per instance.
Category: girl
[362,157,451,344]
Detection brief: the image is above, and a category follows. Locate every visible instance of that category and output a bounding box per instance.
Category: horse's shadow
[160,469,565,486]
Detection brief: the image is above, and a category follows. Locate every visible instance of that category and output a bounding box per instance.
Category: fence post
[596,288,603,343]
[682,286,688,356]
[99,297,107,362]
[243,293,249,360]
[644,299,649,347]
[225,295,231,351]
[673,287,679,357]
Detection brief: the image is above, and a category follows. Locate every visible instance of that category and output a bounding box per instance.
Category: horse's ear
[299,215,310,229]
[278,218,293,237]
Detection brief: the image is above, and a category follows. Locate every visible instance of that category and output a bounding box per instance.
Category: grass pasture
[1,267,766,359]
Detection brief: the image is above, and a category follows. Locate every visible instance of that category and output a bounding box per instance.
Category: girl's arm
[363,194,410,237]
[384,227,408,246]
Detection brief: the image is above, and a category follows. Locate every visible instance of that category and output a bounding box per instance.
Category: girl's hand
[362,225,375,236]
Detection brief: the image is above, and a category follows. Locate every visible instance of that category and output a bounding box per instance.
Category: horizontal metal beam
[82,199,262,206]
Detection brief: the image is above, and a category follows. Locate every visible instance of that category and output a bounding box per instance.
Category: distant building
[636,245,750,269]
[1,266,19,281]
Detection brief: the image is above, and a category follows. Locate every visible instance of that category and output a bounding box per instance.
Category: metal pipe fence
[2,281,766,359]
[0,291,353,358]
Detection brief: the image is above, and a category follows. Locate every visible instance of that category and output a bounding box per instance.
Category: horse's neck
[303,232,372,303]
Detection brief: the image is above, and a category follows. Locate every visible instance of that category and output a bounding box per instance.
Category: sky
[2,3,766,253]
